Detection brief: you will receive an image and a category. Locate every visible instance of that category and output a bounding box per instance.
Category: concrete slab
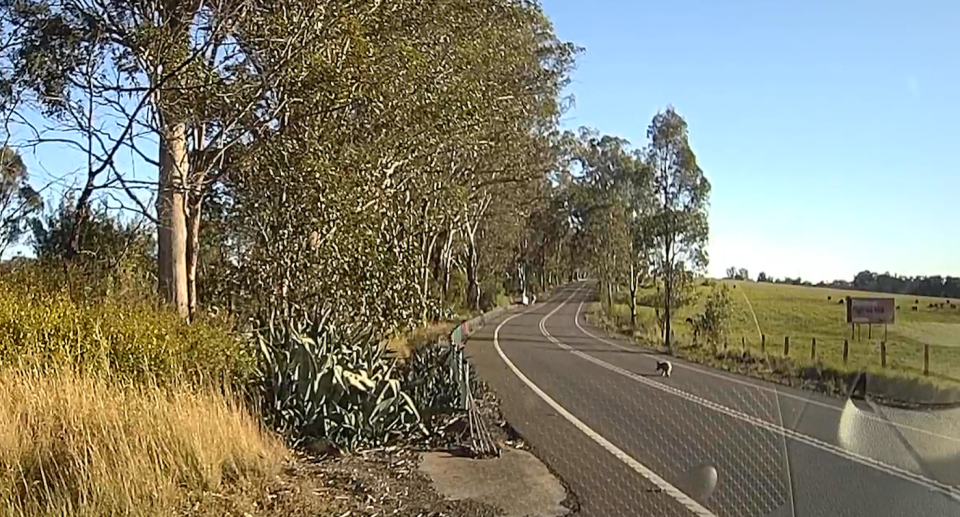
[419,447,569,517]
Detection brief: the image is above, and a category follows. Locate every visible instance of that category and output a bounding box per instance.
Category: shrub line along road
[465,282,960,517]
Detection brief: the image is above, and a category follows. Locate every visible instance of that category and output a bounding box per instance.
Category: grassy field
[594,280,960,386]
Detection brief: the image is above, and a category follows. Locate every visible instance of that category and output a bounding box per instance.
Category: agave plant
[400,342,461,416]
[253,306,423,450]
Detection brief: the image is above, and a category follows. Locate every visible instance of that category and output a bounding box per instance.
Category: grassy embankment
[588,280,960,398]
[0,269,323,517]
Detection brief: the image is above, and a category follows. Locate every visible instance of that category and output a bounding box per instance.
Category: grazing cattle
[911,306,919,311]
[837,300,844,305]
[940,303,946,309]
[952,304,957,310]
[896,306,901,310]
[929,303,937,309]
[827,295,832,300]
[916,299,920,304]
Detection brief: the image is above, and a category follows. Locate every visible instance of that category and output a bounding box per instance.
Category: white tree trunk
[157,121,190,319]
[186,192,202,319]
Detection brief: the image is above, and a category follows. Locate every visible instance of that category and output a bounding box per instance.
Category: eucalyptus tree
[567,129,635,307]
[1,0,312,318]
[225,0,576,329]
[644,106,711,350]
[0,146,41,256]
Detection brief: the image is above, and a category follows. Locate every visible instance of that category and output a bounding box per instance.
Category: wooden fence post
[923,344,930,376]
[842,339,849,365]
[784,336,790,356]
[811,337,817,360]
[880,341,887,368]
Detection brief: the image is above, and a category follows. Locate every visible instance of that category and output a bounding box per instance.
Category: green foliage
[252,307,425,450]
[400,344,460,416]
[28,196,155,298]
[478,277,508,312]
[692,285,733,349]
[645,106,711,276]
[211,0,578,330]
[725,267,749,281]
[31,196,153,261]
[642,106,711,348]
[0,146,41,255]
[0,264,251,385]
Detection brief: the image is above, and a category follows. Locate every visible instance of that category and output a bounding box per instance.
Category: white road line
[540,294,960,503]
[573,300,960,445]
[494,288,718,517]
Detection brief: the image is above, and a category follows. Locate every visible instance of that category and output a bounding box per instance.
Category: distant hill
[726,269,960,300]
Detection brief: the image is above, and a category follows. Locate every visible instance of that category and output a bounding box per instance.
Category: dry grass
[385,321,457,361]
[595,281,960,383]
[0,369,288,517]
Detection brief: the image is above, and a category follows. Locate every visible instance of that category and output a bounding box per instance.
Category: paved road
[466,282,960,517]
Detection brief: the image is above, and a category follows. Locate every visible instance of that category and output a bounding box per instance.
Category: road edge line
[494,287,718,517]
[573,299,960,445]
[553,299,960,503]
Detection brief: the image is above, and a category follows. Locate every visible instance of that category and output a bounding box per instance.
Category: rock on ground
[419,447,570,517]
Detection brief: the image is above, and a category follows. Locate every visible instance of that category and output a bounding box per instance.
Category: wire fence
[602,309,960,392]
[461,286,960,517]
[717,333,960,385]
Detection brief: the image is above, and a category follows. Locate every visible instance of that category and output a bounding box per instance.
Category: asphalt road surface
[466,282,960,517]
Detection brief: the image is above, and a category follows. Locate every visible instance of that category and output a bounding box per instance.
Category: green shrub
[691,285,733,349]
[252,307,423,450]
[0,265,252,386]
[401,343,460,416]
[479,278,509,311]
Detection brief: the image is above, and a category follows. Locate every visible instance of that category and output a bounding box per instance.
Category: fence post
[880,341,887,368]
[742,336,746,351]
[462,361,471,411]
[923,344,930,376]
[842,339,849,365]
[761,334,766,354]
[784,336,790,356]
[811,337,816,360]
[450,341,459,386]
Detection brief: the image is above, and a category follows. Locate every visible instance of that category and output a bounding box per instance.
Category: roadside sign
[846,297,895,324]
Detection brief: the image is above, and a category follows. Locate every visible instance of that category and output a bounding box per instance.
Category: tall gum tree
[644,106,710,350]
[2,0,303,318]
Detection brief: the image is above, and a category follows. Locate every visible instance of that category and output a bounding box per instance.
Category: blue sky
[542,0,960,282]
[7,1,959,282]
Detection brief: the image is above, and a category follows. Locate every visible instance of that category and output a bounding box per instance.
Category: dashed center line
[493,288,718,517]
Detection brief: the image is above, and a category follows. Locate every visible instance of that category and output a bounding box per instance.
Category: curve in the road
[573,294,960,446]
[552,294,960,502]
[494,296,718,517]
[492,282,960,516]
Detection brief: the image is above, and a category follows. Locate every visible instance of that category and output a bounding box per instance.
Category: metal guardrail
[446,304,521,410]
[441,303,524,458]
